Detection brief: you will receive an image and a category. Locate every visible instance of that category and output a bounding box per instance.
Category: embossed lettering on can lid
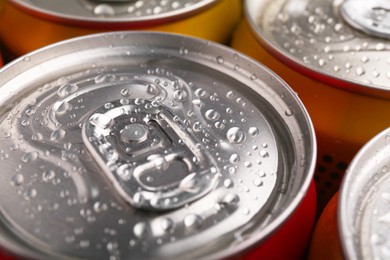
[339,127,390,260]
[9,0,217,26]
[246,0,390,97]
[0,32,315,259]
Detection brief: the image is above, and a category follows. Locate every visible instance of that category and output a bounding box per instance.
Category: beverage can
[0,31,316,259]
[0,0,241,56]
[231,0,390,211]
[309,127,390,260]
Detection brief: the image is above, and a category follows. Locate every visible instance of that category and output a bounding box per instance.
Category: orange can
[231,0,390,212]
[0,0,242,56]
[309,127,390,260]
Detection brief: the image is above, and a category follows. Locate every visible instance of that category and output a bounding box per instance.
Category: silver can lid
[246,0,390,97]
[0,32,315,259]
[340,127,390,260]
[10,0,217,26]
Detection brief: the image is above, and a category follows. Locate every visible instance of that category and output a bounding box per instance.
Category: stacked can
[0,32,316,259]
[0,0,241,57]
[309,127,390,260]
[231,0,390,212]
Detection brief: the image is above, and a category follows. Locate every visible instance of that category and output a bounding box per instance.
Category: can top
[246,0,390,97]
[339,127,390,260]
[0,31,315,259]
[10,0,217,26]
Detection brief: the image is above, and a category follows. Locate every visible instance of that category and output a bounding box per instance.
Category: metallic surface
[339,127,390,260]
[340,0,390,39]
[0,32,316,259]
[231,0,390,212]
[0,0,241,56]
[9,0,216,24]
[246,0,390,97]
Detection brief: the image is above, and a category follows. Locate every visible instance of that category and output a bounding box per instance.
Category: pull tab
[340,0,390,39]
[82,100,220,211]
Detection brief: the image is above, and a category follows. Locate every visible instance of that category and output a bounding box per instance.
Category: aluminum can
[0,0,241,57]
[231,0,390,212]
[0,31,316,259]
[309,127,390,260]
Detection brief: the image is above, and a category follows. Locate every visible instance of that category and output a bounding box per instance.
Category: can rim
[0,31,317,259]
[244,0,390,99]
[8,0,218,29]
[338,127,390,260]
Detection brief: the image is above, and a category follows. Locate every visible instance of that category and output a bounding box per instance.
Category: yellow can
[231,0,390,212]
[0,0,242,57]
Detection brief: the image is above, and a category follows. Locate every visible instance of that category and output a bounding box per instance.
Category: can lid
[0,32,315,259]
[339,127,390,260]
[246,0,390,97]
[10,0,217,27]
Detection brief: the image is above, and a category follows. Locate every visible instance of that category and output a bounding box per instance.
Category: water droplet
[53,101,71,114]
[192,122,203,132]
[184,214,202,229]
[95,74,115,84]
[226,127,246,144]
[42,170,55,182]
[224,179,234,188]
[226,91,235,99]
[57,84,78,97]
[93,202,108,213]
[205,109,220,121]
[79,240,90,248]
[133,222,148,239]
[160,218,174,232]
[285,108,294,116]
[94,4,115,16]
[22,151,39,163]
[260,150,269,158]
[356,67,365,76]
[229,154,240,163]
[11,174,24,186]
[195,88,208,99]
[249,127,259,136]
[216,56,225,64]
[179,47,188,55]
[253,179,263,187]
[376,43,385,51]
[50,129,66,141]
[173,89,187,101]
[221,193,239,205]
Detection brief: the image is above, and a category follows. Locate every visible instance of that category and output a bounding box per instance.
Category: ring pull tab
[82,100,220,211]
[340,0,390,39]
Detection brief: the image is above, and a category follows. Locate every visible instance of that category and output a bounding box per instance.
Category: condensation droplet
[224,179,234,188]
[249,127,259,136]
[22,151,39,163]
[42,170,55,182]
[221,193,239,205]
[226,127,246,144]
[50,129,66,141]
[11,174,24,186]
[184,214,202,229]
[160,218,174,232]
[133,222,148,239]
[57,84,79,97]
[229,154,240,163]
[205,109,220,121]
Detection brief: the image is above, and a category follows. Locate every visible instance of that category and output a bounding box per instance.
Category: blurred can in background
[0,31,316,259]
[309,127,390,260]
[231,0,390,212]
[0,0,241,57]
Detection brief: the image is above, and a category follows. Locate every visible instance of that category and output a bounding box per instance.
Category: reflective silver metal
[340,127,390,260]
[10,0,216,23]
[0,32,315,259]
[246,0,390,96]
[341,0,390,39]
